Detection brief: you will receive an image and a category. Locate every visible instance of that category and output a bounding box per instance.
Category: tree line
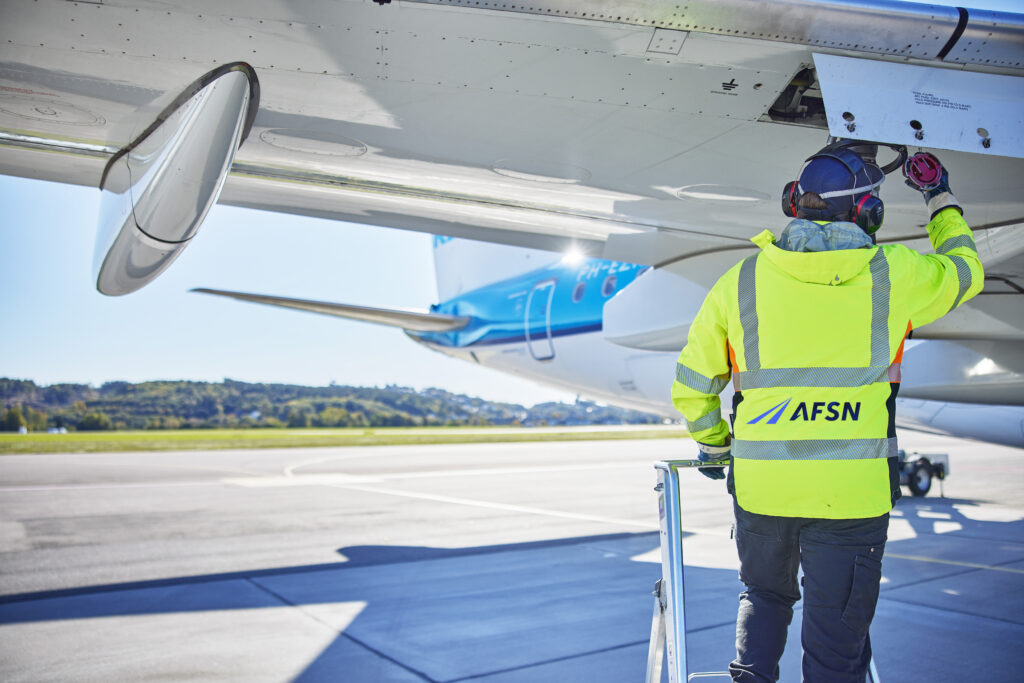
[0,378,662,432]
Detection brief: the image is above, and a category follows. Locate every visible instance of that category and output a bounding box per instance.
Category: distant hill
[0,378,666,431]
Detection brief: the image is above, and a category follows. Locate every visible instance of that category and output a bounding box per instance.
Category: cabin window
[572,282,585,303]
[601,275,617,297]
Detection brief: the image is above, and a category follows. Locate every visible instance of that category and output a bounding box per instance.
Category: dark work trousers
[728,498,889,683]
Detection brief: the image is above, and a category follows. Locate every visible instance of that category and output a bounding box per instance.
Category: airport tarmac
[1,430,1022,682]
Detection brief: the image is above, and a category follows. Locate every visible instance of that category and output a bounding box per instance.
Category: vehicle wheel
[908,459,932,497]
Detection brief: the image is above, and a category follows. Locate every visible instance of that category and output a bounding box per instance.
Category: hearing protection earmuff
[781,143,885,234]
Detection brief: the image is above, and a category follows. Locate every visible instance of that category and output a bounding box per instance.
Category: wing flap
[191,288,468,333]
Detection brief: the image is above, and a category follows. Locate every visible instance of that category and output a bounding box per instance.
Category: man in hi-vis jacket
[670,141,983,682]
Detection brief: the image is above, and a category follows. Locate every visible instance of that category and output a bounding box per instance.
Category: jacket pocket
[841,553,883,635]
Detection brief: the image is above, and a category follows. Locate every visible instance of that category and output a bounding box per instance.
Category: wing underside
[2,1,1022,256]
[1,0,1022,342]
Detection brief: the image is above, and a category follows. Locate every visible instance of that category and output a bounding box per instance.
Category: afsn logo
[747,398,861,425]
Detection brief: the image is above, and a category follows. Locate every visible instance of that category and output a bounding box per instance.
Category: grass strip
[0,427,685,455]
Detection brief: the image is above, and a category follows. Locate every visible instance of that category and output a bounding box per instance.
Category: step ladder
[644,459,881,683]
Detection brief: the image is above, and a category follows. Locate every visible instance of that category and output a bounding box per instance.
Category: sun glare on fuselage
[561,248,585,266]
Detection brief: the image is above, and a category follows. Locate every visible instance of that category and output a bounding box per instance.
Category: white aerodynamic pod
[95,65,256,296]
[602,266,710,353]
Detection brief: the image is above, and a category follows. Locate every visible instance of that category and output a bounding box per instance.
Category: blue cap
[798,150,884,221]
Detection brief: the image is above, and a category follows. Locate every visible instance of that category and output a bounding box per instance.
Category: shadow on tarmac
[0,531,676,681]
[0,531,655,611]
[2,497,1023,682]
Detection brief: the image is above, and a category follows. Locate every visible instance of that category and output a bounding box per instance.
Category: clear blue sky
[0,175,578,406]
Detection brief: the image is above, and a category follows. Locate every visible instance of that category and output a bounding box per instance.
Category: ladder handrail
[645,458,881,683]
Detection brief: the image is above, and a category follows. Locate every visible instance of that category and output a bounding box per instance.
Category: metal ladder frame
[644,459,881,683]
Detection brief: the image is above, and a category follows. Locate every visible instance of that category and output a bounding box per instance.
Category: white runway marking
[327,481,661,531]
[283,451,386,477]
[374,462,648,480]
[229,461,660,489]
[0,480,222,492]
[281,460,649,481]
[226,473,382,487]
[322,482,1024,575]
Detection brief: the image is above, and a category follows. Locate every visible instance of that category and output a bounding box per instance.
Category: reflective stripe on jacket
[671,208,983,518]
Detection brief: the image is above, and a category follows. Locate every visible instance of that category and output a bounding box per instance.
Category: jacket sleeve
[904,207,985,330]
[670,281,732,447]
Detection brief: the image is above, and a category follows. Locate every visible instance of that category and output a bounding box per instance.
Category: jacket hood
[751,221,876,286]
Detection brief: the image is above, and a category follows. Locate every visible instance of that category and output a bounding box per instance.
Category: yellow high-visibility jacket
[671,208,983,518]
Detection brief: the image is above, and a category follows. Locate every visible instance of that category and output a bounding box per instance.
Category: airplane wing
[1,1,1022,381]
[191,288,469,332]
[2,1,1022,278]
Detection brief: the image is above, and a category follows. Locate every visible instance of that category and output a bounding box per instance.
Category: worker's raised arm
[894,155,985,329]
[671,280,732,448]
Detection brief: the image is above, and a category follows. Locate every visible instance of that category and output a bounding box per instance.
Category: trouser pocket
[734,500,801,602]
[841,553,883,635]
